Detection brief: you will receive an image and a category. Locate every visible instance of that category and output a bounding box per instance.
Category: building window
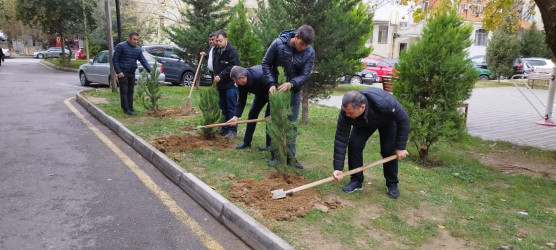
[474,29,487,46]
[400,21,408,28]
[421,0,429,11]
[378,25,388,44]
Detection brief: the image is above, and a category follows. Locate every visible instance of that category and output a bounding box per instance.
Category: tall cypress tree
[226,0,264,67]
[164,0,231,64]
[393,7,476,164]
[253,0,291,48]
[486,15,520,81]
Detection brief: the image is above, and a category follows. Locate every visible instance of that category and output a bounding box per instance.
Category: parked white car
[521,57,555,74]
[33,47,70,59]
[78,50,165,86]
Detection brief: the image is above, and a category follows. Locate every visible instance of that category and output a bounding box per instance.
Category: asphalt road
[0,58,249,249]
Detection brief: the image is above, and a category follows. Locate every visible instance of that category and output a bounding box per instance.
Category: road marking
[64,97,224,250]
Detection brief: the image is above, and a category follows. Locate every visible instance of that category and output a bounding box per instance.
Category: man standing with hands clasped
[212,30,239,139]
[262,25,315,169]
[113,31,152,115]
[332,89,410,199]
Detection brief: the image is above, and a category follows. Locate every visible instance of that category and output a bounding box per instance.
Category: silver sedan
[78,50,165,86]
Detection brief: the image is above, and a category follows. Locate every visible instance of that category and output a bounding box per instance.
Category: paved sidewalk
[466,86,556,150]
[315,85,556,151]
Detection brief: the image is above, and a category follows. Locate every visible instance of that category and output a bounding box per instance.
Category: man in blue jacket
[113,31,152,115]
[227,65,271,150]
[262,25,315,169]
[331,89,410,199]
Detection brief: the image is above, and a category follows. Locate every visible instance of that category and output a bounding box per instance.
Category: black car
[339,69,380,85]
[142,44,212,86]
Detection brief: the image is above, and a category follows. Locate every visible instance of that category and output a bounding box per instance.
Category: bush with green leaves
[135,61,162,111]
[267,91,296,178]
[393,8,476,164]
[198,84,223,139]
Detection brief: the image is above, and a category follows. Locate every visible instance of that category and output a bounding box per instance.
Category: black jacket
[234,65,270,117]
[213,42,239,90]
[261,30,315,92]
[333,88,410,171]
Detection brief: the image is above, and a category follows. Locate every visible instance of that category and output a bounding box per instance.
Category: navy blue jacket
[213,42,239,90]
[234,65,270,117]
[113,40,151,74]
[333,88,410,171]
[261,30,315,92]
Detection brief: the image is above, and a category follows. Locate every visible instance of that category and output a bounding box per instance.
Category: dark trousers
[218,88,238,132]
[118,73,136,112]
[269,90,302,157]
[347,121,399,186]
[243,95,270,145]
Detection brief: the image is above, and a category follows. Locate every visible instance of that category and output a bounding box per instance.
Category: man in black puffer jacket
[262,25,315,169]
[113,31,152,115]
[331,89,410,199]
[212,30,240,139]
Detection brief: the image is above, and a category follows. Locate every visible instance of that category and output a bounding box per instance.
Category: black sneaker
[259,145,271,151]
[235,142,250,149]
[295,162,303,169]
[124,110,133,115]
[216,128,227,136]
[224,131,237,140]
[268,154,278,167]
[387,184,400,199]
[342,181,362,193]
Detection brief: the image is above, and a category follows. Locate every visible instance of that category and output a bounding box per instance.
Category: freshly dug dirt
[147,107,200,117]
[229,173,341,221]
[152,134,234,152]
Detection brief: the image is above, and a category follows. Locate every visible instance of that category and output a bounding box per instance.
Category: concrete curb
[75,93,293,250]
[39,59,79,73]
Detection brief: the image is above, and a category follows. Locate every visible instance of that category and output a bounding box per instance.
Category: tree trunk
[301,90,309,125]
[534,0,556,57]
[419,144,428,164]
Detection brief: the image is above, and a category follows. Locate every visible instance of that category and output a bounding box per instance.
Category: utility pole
[115,0,122,43]
[105,0,117,92]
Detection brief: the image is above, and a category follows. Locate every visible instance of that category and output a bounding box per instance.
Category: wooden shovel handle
[289,155,398,194]
[202,117,269,129]
[188,54,205,100]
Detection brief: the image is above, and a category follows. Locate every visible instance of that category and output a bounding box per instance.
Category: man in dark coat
[332,89,410,199]
[227,65,271,149]
[0,48,4,66]
[212,30,240,139]
[113,31,152,115]
[262,25,315,169]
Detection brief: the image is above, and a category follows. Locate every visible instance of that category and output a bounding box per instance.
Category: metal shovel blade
[271,189,287,200]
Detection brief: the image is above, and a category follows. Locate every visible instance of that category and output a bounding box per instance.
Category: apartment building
[365,0,543,59]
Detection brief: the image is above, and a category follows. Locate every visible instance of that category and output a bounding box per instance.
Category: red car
[75,48,85,60]
[361,57,395,82]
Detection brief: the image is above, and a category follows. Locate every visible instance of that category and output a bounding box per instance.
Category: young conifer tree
[135,61,162,111]
[199,85,223,139]
[393,7,476,164]
[267,91,296,177]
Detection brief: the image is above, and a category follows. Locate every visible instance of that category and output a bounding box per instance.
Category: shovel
[181,54,205,114]
[196,116,270,130]
[271,155,398,200]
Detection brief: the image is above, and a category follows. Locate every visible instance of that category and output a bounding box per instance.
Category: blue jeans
[218,88,238,132]
[347,121,399,186]
[243,95,270,145]
[269,90,301,157]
